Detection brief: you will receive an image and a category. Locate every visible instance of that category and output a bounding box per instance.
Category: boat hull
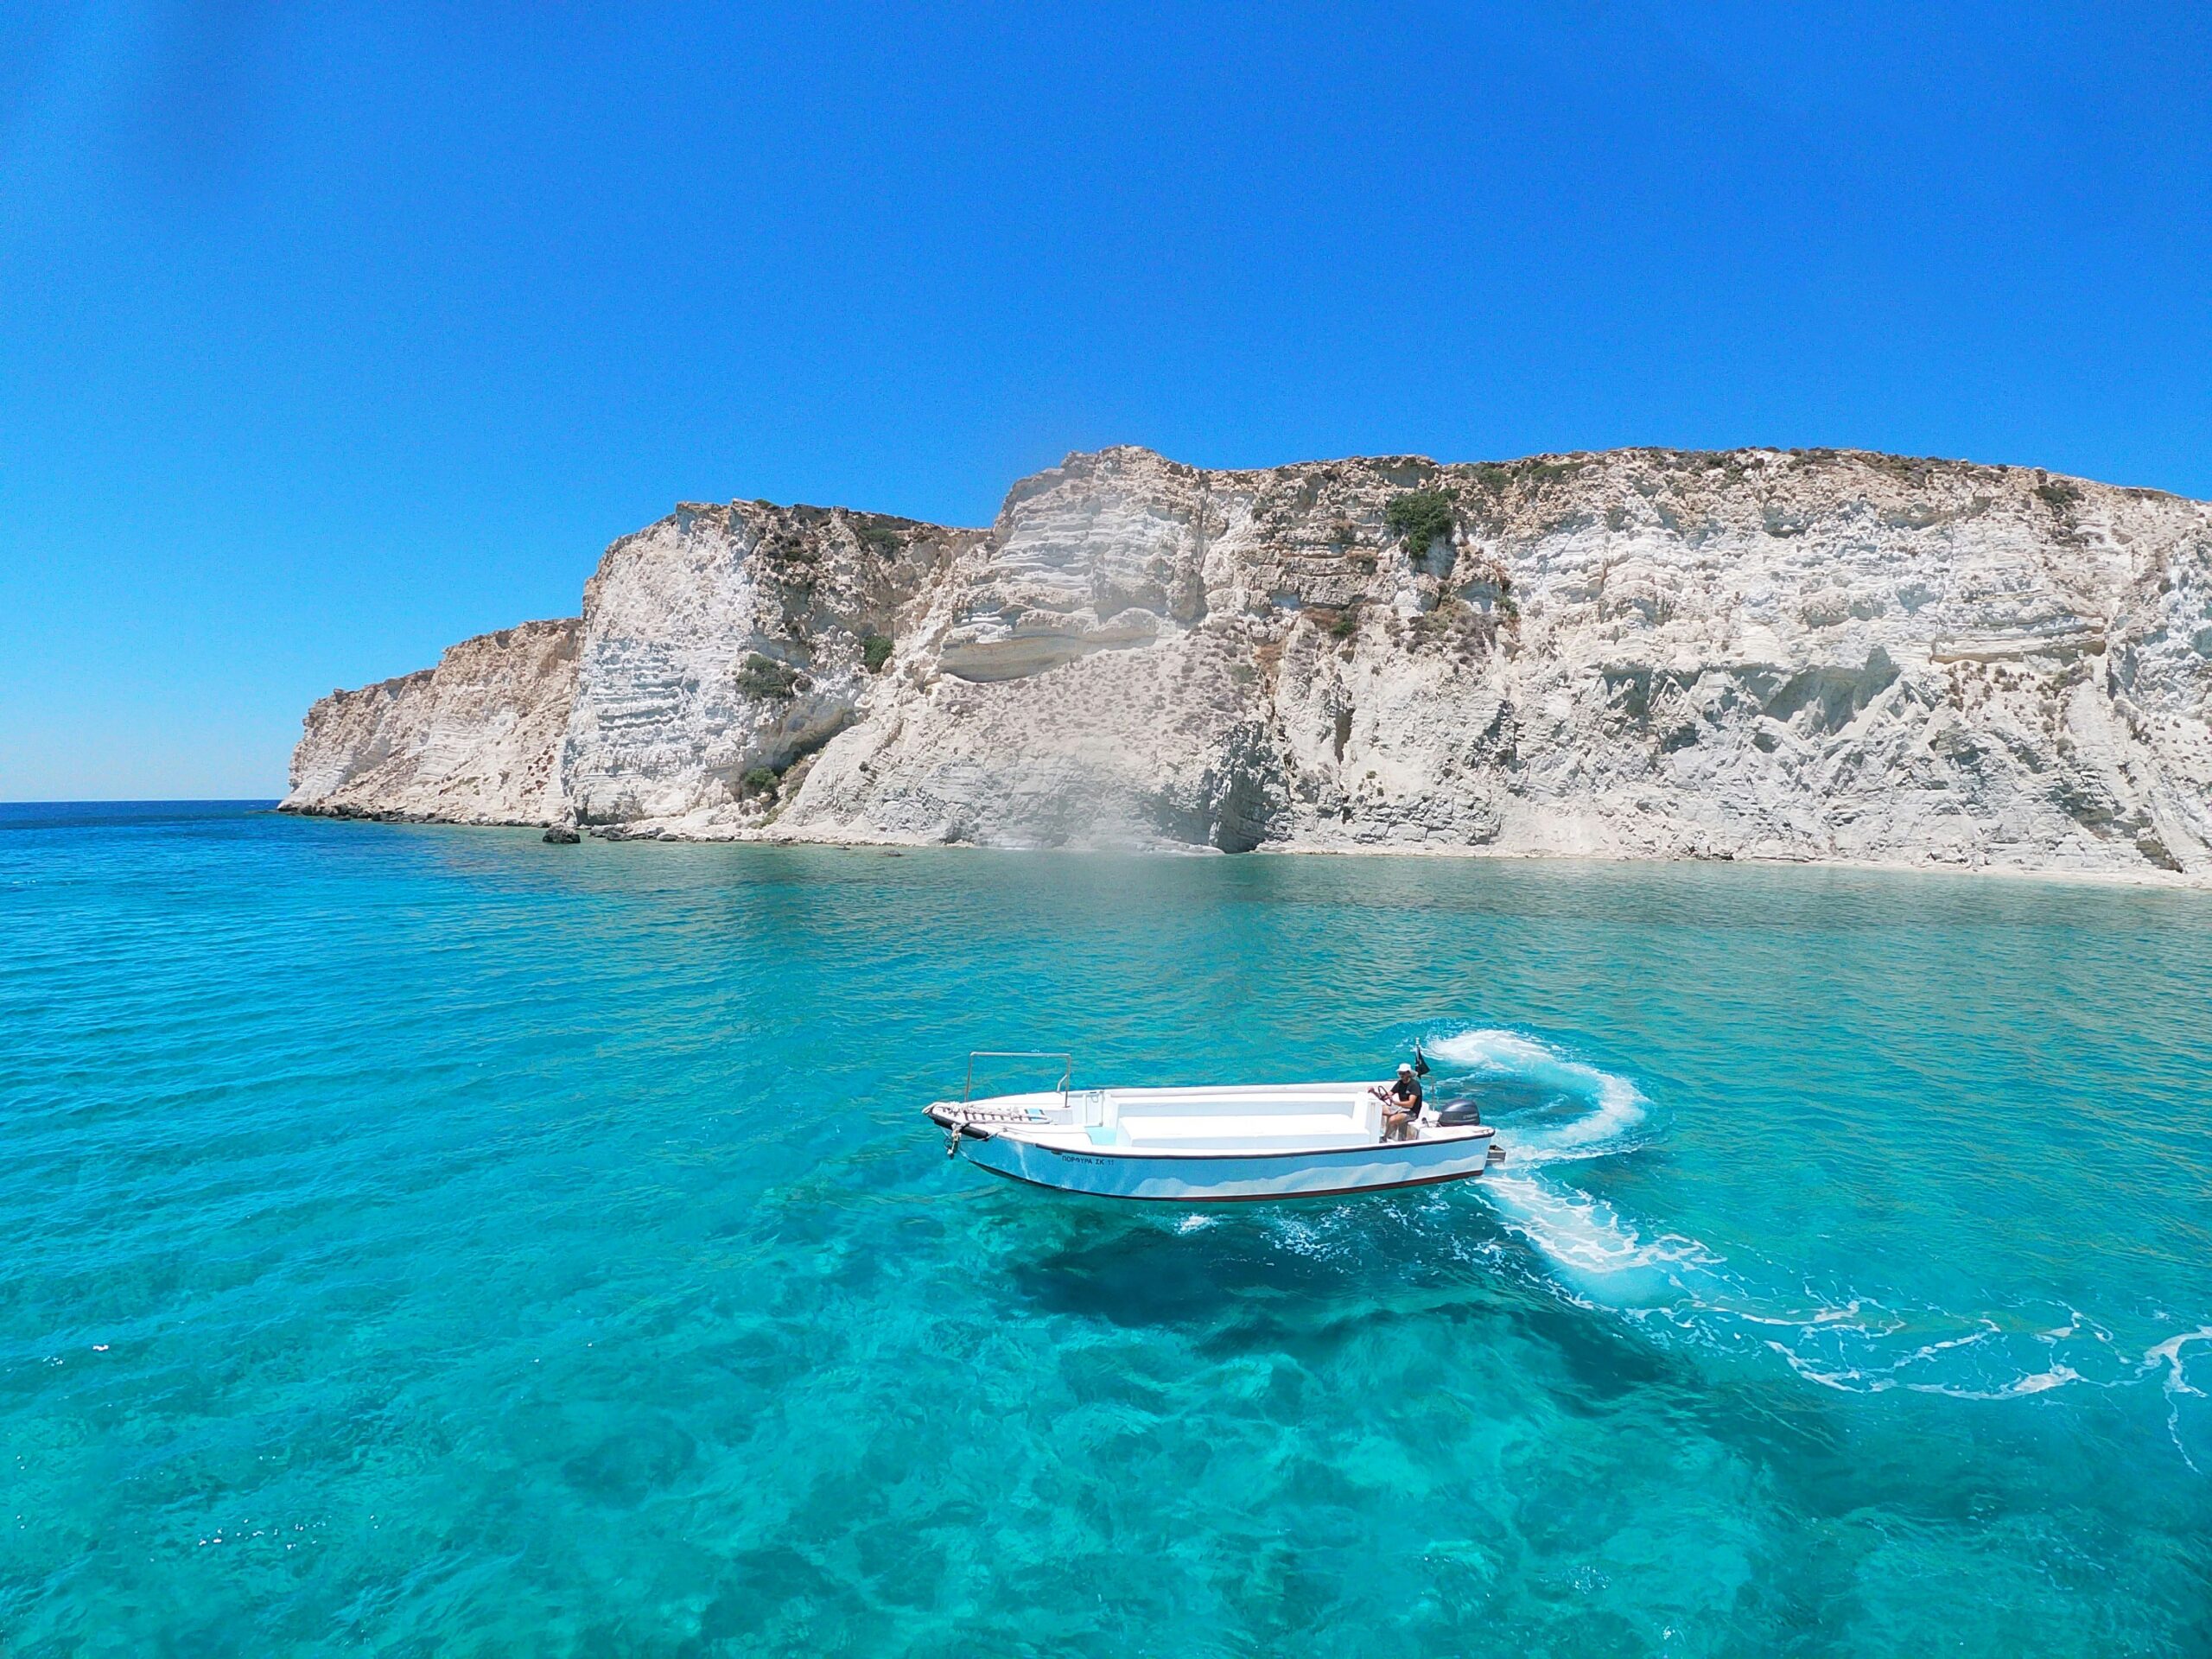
[955,1124,1497,1202]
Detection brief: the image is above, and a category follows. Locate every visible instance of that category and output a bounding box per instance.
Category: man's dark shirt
[1389,1076,1423,1112]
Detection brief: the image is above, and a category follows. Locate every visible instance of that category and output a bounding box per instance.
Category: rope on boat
[941,1112,1002,1158]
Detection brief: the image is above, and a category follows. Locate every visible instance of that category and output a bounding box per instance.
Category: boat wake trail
[1417,1027,2212,1462]
[1427,1028,1740,1308]
[1425,1027,1649,1161]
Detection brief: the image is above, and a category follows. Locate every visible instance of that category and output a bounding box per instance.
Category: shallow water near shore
[3,803,2210,1656]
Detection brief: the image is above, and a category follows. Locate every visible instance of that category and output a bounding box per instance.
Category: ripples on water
[2,802,2209,1655]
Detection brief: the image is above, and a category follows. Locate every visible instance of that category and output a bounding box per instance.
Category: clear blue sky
[3,3,2208,799]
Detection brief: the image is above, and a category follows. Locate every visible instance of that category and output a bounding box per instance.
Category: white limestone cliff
[562,500,974,830]
[285,447,2212,879]
[281,619,579,825]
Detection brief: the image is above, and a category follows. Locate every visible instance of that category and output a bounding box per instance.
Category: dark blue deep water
[3,803,2209,1655]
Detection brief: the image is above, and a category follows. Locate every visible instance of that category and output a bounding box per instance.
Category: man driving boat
[1377,1062,1423,1141]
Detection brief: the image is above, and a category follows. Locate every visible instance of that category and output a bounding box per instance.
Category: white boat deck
[933,1082,1484,1154]
[926,1074,1497,1201]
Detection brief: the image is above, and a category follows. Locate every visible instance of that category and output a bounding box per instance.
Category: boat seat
[1116,1113,1373,1149]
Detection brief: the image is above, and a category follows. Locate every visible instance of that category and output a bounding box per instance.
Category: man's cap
[1397,1062,1414,1074]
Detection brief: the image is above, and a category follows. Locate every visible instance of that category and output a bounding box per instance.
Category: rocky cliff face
[285,446,2212,878]
[282,619,579,825]
[562,501,976,827]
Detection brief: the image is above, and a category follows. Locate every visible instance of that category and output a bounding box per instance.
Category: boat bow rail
[962,1051,1073,1106]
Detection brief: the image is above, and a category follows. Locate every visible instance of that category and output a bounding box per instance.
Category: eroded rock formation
[284,619,579,825]
[283,446,2212,878]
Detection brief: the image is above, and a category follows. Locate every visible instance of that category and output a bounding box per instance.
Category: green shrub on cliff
[737,654,799,698]
[1385,489,1456,556]
[861,633,894,672]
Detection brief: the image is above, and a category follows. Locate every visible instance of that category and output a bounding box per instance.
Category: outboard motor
[1433,1100,1483,1127]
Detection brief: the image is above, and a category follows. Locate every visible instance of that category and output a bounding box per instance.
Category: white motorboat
[926,1052,1499,1203]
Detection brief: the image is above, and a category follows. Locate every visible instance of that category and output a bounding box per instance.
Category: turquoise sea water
[3,803,2210,1656]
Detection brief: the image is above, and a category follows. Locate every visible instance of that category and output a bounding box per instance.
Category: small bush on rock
[1385,490,1457,556]
[861,633,894,673]
[737,654,800,699]
[741,766,780,797]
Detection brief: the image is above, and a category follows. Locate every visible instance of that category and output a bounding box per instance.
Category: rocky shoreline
[284,445,2212,880]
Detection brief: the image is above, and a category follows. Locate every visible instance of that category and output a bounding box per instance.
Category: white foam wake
[1427,1027,1718,1305]
[1425,1027,1648,1160]
[1476,1169,1722,1303]
[1420,1026,2212,1455]
[2145,1325,2212,1472]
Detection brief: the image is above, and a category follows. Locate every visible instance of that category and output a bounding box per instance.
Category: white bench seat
[1117,1113,1374,1149]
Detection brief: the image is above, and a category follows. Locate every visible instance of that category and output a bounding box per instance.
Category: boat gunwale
[927,1105,1493,1163]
